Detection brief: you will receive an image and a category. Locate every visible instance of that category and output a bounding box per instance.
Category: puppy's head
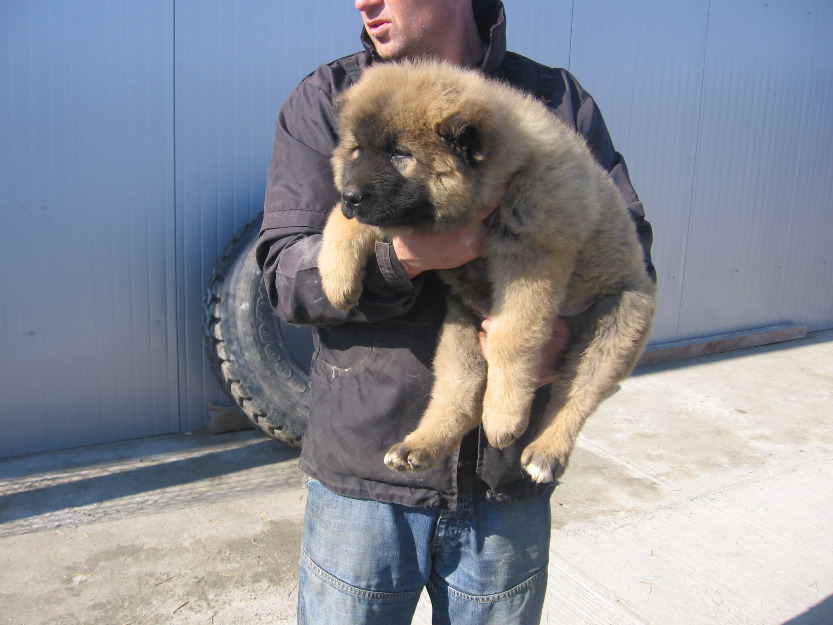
[331,61,498,231]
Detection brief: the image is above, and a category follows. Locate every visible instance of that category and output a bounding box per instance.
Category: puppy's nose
[341,187,364,217]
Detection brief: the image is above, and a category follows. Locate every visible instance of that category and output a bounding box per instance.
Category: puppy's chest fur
[439,258,492,321]
[437,209,527,322]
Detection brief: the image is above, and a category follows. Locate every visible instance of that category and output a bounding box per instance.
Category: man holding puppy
[257,1,654,623]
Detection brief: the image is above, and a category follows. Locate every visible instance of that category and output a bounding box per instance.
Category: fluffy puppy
[318,60,656,483]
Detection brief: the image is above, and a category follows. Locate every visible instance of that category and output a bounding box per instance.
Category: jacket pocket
[310,324,436,392]
[313,326,377,379]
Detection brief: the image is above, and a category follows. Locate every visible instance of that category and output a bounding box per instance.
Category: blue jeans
[298,479,552,625]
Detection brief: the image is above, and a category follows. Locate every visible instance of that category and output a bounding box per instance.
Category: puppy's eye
[391,148,412,163]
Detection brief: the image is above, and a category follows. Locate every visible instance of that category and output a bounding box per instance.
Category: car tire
[203,214,313,447]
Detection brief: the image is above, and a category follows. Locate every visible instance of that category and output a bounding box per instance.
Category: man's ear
[435,109,492,165]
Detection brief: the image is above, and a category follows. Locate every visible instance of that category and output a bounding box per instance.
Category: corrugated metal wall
[1,1,180,457]
[513,0,833,343]
[2,1,831,457]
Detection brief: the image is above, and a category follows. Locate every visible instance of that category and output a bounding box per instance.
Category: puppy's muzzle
[341,187,364,218]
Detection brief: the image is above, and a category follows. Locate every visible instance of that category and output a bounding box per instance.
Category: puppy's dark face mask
[336,128,436,228]
[331,81,494,232]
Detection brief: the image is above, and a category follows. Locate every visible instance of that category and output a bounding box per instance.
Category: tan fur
[318,60,656,483]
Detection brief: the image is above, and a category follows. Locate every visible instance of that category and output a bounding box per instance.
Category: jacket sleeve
[256,71,424,327]
[572,82,656,281]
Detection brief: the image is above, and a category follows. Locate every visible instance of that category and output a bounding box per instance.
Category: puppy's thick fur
[318,60,656,483]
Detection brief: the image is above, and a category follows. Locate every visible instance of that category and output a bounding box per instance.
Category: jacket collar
[360,0,507,73]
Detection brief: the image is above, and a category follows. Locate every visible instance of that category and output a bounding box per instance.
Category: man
[256,1,654,623]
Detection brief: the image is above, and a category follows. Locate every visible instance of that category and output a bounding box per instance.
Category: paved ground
[1,330,831,625]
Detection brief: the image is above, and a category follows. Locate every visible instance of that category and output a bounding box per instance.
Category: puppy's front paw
[520,441,570,484]
[384,441,441,473]
[320,272,363,310]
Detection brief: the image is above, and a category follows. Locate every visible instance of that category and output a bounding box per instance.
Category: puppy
[318,60,656,483]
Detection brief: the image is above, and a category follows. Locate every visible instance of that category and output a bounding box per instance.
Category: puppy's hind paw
[482,412,528,450]
[520,444,569,484]
[384,442,440,473]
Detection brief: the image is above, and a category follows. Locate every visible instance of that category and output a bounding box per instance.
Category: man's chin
[373,43,405,60]
[368,35,414,60]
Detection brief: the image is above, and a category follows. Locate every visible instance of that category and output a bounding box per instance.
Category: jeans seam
[301,549,423,602]
[436,565,548,604]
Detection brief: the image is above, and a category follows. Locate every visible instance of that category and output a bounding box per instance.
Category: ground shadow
[0,431,301,532]
[781,594,833,625]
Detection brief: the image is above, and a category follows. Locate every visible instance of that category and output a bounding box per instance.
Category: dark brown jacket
[256,0,654,510]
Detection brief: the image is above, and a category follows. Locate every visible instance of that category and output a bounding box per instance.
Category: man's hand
[478,317,571,387]
[391,184,507,278]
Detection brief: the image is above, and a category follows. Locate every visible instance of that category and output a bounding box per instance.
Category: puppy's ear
[435,109,492,165]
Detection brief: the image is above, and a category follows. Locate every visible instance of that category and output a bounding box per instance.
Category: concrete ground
[1,330,831,625]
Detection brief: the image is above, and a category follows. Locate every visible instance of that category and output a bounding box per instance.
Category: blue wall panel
[172,0,358,431]
[0,1,178,457]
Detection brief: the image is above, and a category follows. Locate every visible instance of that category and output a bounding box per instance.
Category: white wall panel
[0,1,178,456]
[567,0,711,342]
[566,0,831,341]
[677,0,819,339]
[779,0,833,331]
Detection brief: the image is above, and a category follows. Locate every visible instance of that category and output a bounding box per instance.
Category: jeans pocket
[426,566,548,625]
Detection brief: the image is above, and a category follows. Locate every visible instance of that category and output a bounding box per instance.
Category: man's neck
[448,8,486,66]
